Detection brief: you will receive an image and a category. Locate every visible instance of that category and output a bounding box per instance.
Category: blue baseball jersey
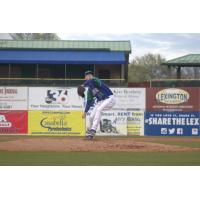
[83,77,113,113]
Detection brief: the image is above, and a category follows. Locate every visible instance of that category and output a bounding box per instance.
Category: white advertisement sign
[111,88,146,110]
[28,87,84,110]
[127,111,144,136]
[0,87,28,110]
[86,110,127,136]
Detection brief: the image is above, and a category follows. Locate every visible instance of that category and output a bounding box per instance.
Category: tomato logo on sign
[45,89,68,104]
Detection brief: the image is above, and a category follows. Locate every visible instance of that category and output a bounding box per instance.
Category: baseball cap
[84,70,93,76]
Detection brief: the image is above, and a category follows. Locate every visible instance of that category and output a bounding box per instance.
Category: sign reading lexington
[146,87,199,112]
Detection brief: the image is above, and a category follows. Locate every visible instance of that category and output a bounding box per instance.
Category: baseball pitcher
[77,70,116,140]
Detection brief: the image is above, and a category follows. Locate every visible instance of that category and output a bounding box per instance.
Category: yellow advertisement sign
[28,110,85,136]
[127,111,144,136]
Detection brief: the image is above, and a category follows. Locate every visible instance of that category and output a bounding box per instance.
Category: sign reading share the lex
[145,87,200,136]
[144,112,199,136]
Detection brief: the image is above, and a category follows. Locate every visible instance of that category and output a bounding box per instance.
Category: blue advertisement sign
[144,112,200,136]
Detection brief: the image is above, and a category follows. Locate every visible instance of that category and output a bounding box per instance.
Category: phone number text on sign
[0,87,28,110]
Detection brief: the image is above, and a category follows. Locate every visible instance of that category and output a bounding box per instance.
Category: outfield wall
[0,86,199,136]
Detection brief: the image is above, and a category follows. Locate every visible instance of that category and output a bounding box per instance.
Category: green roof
[163,54,200,66]
[0,40,131,52]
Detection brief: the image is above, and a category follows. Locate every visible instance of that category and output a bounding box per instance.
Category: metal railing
[0,78,126,87]
[150,79,200,87]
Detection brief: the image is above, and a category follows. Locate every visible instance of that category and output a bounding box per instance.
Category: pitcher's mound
[0,137,199,152]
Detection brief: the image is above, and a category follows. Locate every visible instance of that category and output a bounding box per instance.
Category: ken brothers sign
[146,88,199,112]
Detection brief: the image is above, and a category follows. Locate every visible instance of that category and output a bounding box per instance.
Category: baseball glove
[77,85,85,98]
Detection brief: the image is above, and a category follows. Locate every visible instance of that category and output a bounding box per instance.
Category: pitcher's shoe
[86,128,90,135]
[86,129,96,140]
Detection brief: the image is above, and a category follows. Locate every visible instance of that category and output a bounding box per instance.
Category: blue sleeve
[84,100,93,113]
[83,78,101,88]
[84,89,94,113]
[83,80,93,87]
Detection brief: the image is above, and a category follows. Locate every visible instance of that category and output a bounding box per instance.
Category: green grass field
[0,136,200,166]
[0,151,200,166]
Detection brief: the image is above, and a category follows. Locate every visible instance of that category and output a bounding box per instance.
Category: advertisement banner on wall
[127,111,144,136]
[0,111,28,134]
[0,87,28,110]
[146,87,199,112]
[28,87,84,111]
[111,88,146,110]
[28,110,85,136]
[144,111,200,136]
[86,110,127,136]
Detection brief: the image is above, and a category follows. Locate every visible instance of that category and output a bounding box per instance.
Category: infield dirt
[0,137,200,152]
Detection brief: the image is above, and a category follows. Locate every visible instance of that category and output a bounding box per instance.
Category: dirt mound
[0,137,199,152]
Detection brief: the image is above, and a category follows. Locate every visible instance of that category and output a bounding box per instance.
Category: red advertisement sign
[146,87,200,112]
[0,111,28,134]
